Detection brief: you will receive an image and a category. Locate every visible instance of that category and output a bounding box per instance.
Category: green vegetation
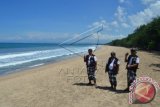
[109,17,160,51]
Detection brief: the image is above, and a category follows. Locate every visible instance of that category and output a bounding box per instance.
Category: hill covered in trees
[109,17,160,51]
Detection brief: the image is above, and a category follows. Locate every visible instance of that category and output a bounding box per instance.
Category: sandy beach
[0,45,159,107]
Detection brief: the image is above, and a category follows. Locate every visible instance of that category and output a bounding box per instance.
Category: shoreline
[0,44,97,76]
[0,53,81,81]
[0,50,87,77]
[0,45,103,78]
[0,45,159,107]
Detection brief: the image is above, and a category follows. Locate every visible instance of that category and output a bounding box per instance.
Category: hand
[84,55,86,62]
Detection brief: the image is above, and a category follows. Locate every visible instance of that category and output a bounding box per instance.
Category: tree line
[109,17,160,51]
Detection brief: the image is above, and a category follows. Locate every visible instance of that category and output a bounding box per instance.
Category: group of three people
[84,48,139,92]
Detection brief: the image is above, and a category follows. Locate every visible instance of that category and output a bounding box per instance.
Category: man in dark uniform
[124,48,140,92]
[105,52,120,90]
[84,49,97,86]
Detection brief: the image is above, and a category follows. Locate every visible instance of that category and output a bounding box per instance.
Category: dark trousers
[127,70,136,88]
[108,71,117,87]
[87,67,96,80]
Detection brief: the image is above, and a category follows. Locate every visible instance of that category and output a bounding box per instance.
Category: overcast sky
[0,0,160,43]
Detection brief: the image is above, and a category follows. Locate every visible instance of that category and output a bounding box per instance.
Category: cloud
[88,19,129,43]
[121,22,130,28]
[89,32,126,43]
[88,0,160,43]
[141,0,158,5]
[119,0,127,3]
[89,19,119,32]
[88,19,108,29]
[88,6,129,42]
[129,1,160,27]
[101,34,126,41]
[114,6,130,28]
[0,35,23,42]
[114,6,127,22]
[111,21,119,27]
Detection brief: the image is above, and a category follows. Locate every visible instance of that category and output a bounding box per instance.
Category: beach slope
[0,46,159,107]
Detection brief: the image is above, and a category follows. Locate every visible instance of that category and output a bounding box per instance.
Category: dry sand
[0,46,159,107]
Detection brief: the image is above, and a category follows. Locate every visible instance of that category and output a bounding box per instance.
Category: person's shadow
[73,83,95,86]
[73,83,129,94]
[96,86,129,94]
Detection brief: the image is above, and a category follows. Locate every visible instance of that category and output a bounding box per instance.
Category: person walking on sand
[124,48,140,92]
[84,49,97,86]
[105,52,120,90]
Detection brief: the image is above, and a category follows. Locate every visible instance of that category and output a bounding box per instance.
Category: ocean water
[0,43,96,75]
